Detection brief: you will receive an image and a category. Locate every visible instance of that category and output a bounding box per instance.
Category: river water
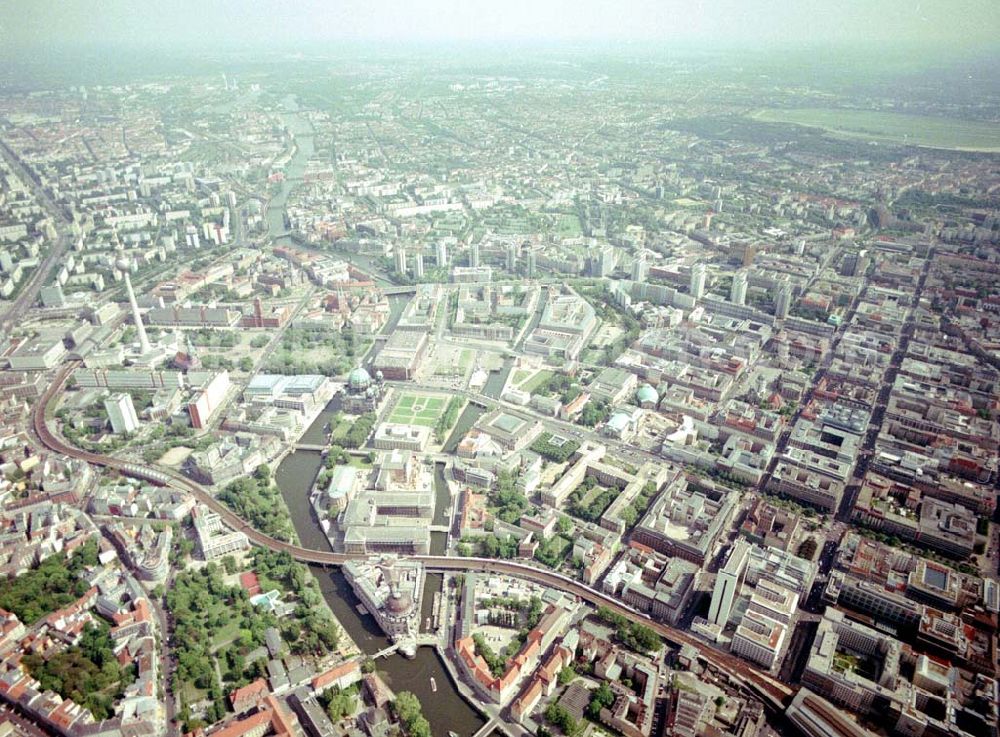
[274,445,484,736]
[268,96,486,736]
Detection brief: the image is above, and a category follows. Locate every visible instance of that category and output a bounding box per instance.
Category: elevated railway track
[33,362,794,712]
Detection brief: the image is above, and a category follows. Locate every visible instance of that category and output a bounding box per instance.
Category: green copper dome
[636,383,658,405]
[348,366,372,390]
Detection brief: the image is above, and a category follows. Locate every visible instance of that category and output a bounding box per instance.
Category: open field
[555,213,583,236]
[157,446,192,467]
[433,347,473,376]
[388,393,448,427]
[750,108,1000,152]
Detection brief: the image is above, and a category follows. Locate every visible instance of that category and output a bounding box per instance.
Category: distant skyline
[2,0,999,51]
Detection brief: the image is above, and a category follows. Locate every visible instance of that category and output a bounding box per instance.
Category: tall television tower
[115,235,151,355]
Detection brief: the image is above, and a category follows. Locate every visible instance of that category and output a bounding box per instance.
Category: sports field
[388,393,448,427]
[750,108,1000,152]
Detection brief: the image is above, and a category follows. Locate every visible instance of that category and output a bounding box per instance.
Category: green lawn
[521,370,554,394]
[751,107,1000,152]
[330,418,353,441]
[210,619,242,651]
[388,393,449,427]
[555,214,583,236]
[181,682,207,706]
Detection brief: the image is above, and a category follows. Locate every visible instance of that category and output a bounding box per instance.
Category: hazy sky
[3,0,998,49]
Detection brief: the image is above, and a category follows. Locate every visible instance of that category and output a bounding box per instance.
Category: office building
[470,242,480,268]
[690,263,706,299]
[775,282,792,319]
[193,508,249,560]
[436,241,448,267]
[394,246,407,275]
[188,371,231,429]
[413,252,424,279]
[730,270,747,306]
[592,246,615,277]
[631,254,648,283]
[731,609,786,669]
[708,538,750,626]
[104,392,139,434]
[840,249,868,277]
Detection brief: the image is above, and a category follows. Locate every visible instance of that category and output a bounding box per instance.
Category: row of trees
[189,329,240,347]
[616,480,659,530]
[341,413,376,448]
[595,607,662,654]
[435,396,464,440]
[544,703,580,736]
[392,691,431,737]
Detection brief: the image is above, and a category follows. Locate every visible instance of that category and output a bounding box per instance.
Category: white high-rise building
[775,282,792,319]
[394,246,407,275]
[690,263,706,300]
[413,252,424,279]
[730,270,748,306]
[631,254,648,283]
[526,250,537,278]
[470,242,480,268]
[104,392,139,434]
[708,538,750,626]
[593,246,615,277]
[436,241,448,267]
[506,243,517,273]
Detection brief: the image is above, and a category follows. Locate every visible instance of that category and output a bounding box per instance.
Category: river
[268,97,486,736]
[266,96,397,290]
[274,432,485,736]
